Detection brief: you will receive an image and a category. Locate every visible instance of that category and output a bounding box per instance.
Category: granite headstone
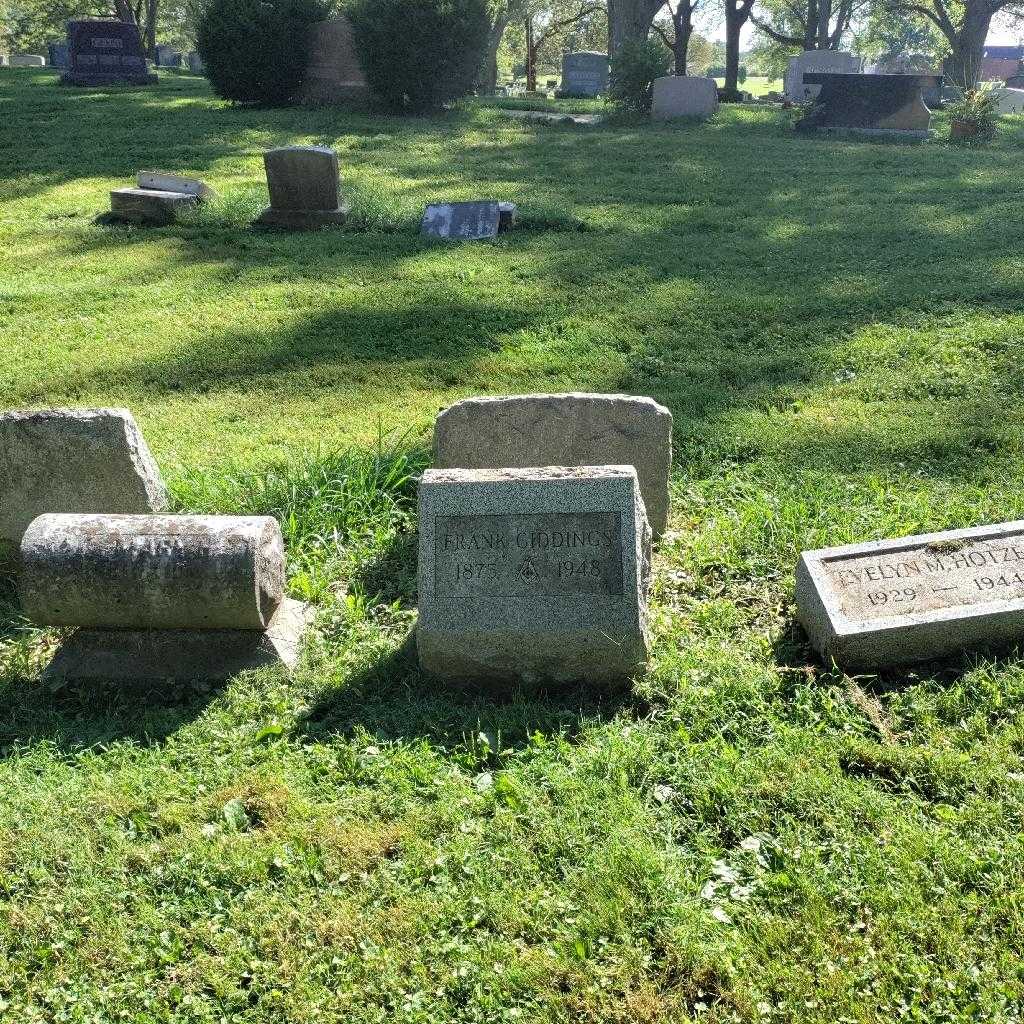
[421,201,502,241]
[255,146,349,229]
[61,20,157,86]
[559,51,609,97]
[797,73,939,137]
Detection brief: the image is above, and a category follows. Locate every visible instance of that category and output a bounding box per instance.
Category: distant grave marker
[61,20,157,86]
[797,521,1024,668]
[559,51,608,97]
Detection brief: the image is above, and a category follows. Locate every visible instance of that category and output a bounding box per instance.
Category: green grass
[3,66,1024,1021]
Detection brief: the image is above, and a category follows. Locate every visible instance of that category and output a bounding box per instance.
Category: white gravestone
[784,50,861,102]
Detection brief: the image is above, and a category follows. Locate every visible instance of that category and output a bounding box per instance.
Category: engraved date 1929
[867,588,917,607]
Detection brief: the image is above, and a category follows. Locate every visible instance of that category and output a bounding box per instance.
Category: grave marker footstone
[433,393,673,537]
[0,408,167,562]
[61,20,157,86]
[19,513,311,682]
[255,146,349,229]
[796,521,1024,668]
[421,201,501,241]
[109,171,214,224]
[417,466,651,683]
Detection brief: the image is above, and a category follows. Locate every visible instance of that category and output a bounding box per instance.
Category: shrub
[948,87,999,144]
[608,39,670,113]
[196,0,327,106]
[347,0,492,113]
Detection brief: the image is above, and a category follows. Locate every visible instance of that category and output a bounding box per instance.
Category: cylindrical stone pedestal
[19,513,284,630]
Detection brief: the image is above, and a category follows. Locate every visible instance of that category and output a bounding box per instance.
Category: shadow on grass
[298,629,647,753]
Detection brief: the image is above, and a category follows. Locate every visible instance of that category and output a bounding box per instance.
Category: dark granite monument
[558,52,609,98]
[48,41,69,68]
[796,73,942,139]
[61,20,157,87]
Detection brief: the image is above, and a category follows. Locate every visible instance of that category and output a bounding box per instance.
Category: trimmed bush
[608,39,670,113]
[196,0,328,105]
[347,0,491,113]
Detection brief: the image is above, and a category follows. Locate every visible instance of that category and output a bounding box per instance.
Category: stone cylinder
[19,514,284,630]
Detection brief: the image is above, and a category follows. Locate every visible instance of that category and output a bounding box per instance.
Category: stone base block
[41,598,312,684]
[61,72,158,86]
[812,127,930,141]
[651,76,719,120]
[254,206,350,230]
[110,187,200,224]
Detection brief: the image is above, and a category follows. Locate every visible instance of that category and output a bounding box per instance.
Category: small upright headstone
[187,51,205,74]
[796,521,1024,668]
[48,42,69,68]
[559,51,609,97]
[417,466,651,683]
[0,408,167,561]
[421,201,501,241]
[154,44,182,68]
[651,76,719,120]
[255,146,349,230]
[433,393,673,537]
[61,20,157,86]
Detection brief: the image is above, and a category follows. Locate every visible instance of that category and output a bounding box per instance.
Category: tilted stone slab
[421,202,501,241]
[417,466,651,684]
[796,521,1024,669]
[137,171,215,199]
[433,393,673,537]
[110,186,200,224]
[0,408,167,558]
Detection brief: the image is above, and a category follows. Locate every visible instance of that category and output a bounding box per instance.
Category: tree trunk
[945,6,992,88]
[674,7,692,75]
[525,15,537,91]
[724,5,744,95]
[481,12,510,93]
[607,0,663,54]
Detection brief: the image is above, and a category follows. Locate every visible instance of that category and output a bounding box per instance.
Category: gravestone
[651,76,719,120]
[991,87,1024,114]
[559,51,609,97]
[421,201,501,241]
[417,466,651,683]
[255,146,349,229]
[797,73,939,138]
[300,17,369,104]
[48,42,69,68]
[796,521,1024,668]
[20,513,311,681]
[154,44,182,68]
[433,393,673,537]
[0,56,8,67]
[187,51,205,74]
[61,20,157,86]
[783,50,860,102]
[11,54,46,66]
[109,171,214,224]
[0,408,167,562]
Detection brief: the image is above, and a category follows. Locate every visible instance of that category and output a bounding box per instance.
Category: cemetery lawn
[4,66,1024,1022]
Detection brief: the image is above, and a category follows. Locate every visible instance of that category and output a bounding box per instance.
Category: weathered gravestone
[651,76,719,120]
[0,408,167,563]
[48,42,69,68]
[300,17,368,104]
[991,87,1024,114]
[433,393,673,537]
[559,52,609,97]
[417,466,651,683]
[110,170,214,224]
[796,521,1024,669]
[19,513,311,682]
[11,54,46,66]
[797,73,939,138]
[255,146,349,229]
[421,201,501,241]
[154,45,182,68]
[187,51,205,74]
[783,50,860,102]
[61,20,157,86]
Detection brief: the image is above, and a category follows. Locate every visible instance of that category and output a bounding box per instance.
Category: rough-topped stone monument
[300,17,368,104]
[433,393,673,537]
[783,49,860,102]
[796,521,1024,668]
[417,466,651,684]
[255,146,349,230]
[20,513,311,682]
[61,20,157,86]
[651,76,719,120]
[0,408,167,561]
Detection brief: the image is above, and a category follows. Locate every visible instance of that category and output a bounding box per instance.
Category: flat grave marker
[796,521,1024,668]
[421,201,501,241]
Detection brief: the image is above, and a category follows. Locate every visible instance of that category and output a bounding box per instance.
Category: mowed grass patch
[2,69,1024,1021]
